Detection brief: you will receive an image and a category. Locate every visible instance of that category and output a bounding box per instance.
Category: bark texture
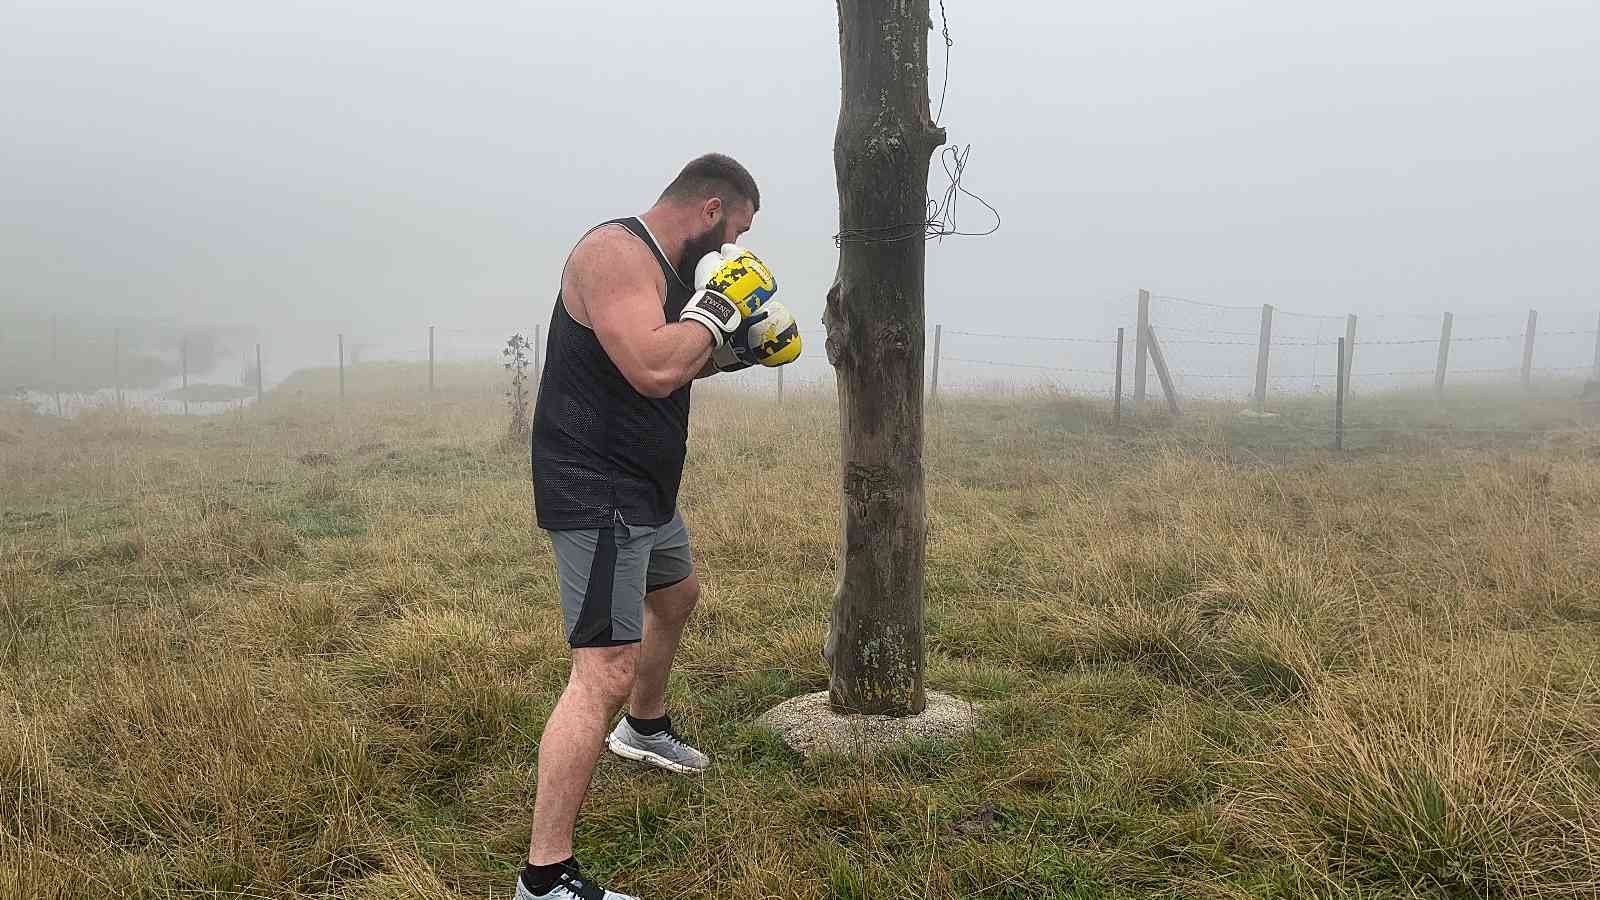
[822,0,946,716]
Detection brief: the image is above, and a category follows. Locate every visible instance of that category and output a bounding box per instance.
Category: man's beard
[677,225,725,287]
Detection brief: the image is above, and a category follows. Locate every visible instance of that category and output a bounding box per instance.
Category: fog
[3,0,1597,396]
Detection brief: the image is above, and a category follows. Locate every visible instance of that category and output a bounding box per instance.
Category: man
[516,153,800,900]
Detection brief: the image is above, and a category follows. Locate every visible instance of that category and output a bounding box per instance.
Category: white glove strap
[680,290,740,348]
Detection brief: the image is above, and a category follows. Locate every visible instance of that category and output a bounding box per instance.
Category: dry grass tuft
[1224,638,1600,898]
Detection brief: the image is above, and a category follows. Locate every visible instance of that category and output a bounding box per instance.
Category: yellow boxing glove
[713,299,802,371]
[694,243,778,318]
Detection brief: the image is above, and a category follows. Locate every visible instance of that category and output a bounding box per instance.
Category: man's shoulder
[562,222,664,312]
[571,222,655,271]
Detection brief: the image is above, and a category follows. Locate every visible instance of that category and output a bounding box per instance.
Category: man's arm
[568,228,714,399]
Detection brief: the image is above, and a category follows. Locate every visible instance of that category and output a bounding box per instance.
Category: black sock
[521,857,577,896]
[626,712,670,736]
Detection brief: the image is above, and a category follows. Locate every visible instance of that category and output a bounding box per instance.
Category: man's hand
[679,244,778,348]
[679,289,740,348]
[697,244,778,318]
[712,300,802,371]
[690,244,799,372]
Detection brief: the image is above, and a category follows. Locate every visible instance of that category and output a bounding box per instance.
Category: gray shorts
[548,511,694,648]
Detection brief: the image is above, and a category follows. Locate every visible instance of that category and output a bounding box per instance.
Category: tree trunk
[822,0,946,716]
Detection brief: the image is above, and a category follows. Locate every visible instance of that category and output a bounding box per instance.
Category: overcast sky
[3,0,1597,354]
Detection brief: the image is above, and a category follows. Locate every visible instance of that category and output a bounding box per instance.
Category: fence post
[428,325,436,397]
[113,328,123,410]
[1134,289,1150,402]
[1253,304,1274,413]
[1342,314,1357,397]
[338,333,346,401]
[51,316,62,417]
[929,323,942,405]
[1146,326,1182,416]
[1334,336,1346,451]
[1592,311,1600,380]
[255,343,264,406]
[777,366,785,404]
[181,336,189,416]
[1521,309,1537,389]
[1113,326,1125,426]
[1434,312,1453,399]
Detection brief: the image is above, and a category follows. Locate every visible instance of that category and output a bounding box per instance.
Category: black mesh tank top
[531,217,694,530]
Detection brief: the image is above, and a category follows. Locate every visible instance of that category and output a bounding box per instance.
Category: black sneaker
[514,866,639,900]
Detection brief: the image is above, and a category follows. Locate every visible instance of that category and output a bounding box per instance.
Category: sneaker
[514,867,639,900]
[605,716,710,774]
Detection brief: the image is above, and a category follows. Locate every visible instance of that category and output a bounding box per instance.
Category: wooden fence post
[1521,309,1537,389]
[338,333,346,401]
[1134,289,1150,402]
[1334,336,1346,451]
[255,343,264,406]
[428,326,436,397]
[1146,326,1181,416]
[1113,326,1125,426]
[181,336,189,416]
[1434,312,1453,399]
[1253,304,1274,413]
[929,324,942,405]
[1342,314,1357,397]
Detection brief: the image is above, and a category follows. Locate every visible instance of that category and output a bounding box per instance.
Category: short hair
[660,153,760,213]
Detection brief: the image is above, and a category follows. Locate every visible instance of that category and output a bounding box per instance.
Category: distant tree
[0,315,255,395]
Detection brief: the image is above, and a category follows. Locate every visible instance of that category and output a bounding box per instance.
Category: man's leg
[527,644,637,865]
[628,572,700,720]
[604,513,710,774]
[528,521,651,871]
[630,513,699,720]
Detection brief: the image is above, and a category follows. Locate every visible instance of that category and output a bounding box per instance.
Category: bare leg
[628,573,700,720]
[528,644,637,865]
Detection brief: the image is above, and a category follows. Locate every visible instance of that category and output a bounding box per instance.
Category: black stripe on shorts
[569,525,617,647]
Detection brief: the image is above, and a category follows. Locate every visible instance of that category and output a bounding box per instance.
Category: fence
[914,291,1600,448]
[7,295,1599,448]
[921,294,1600,403]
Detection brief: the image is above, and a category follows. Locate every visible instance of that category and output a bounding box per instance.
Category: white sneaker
[514,867,639,900]
[605,716,710,774]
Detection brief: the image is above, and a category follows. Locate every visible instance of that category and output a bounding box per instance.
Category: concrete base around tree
[757,690,978,757]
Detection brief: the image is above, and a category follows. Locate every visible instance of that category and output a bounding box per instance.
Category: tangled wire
[832,144,1001,247]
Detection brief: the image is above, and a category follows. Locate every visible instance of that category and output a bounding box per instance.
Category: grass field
[4,363,1600,899]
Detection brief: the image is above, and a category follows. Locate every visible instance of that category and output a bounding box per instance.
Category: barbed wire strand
[943,356,1115,375]
[1151,294,1258,313]
[946,329,1115,344]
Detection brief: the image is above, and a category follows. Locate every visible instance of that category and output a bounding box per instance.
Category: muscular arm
[564,227,714,399]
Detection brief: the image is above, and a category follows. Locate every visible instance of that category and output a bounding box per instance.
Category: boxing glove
[681,244,778,348]
[712,299,803,371]
[698,244,778,316]
[679,288,740,348]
